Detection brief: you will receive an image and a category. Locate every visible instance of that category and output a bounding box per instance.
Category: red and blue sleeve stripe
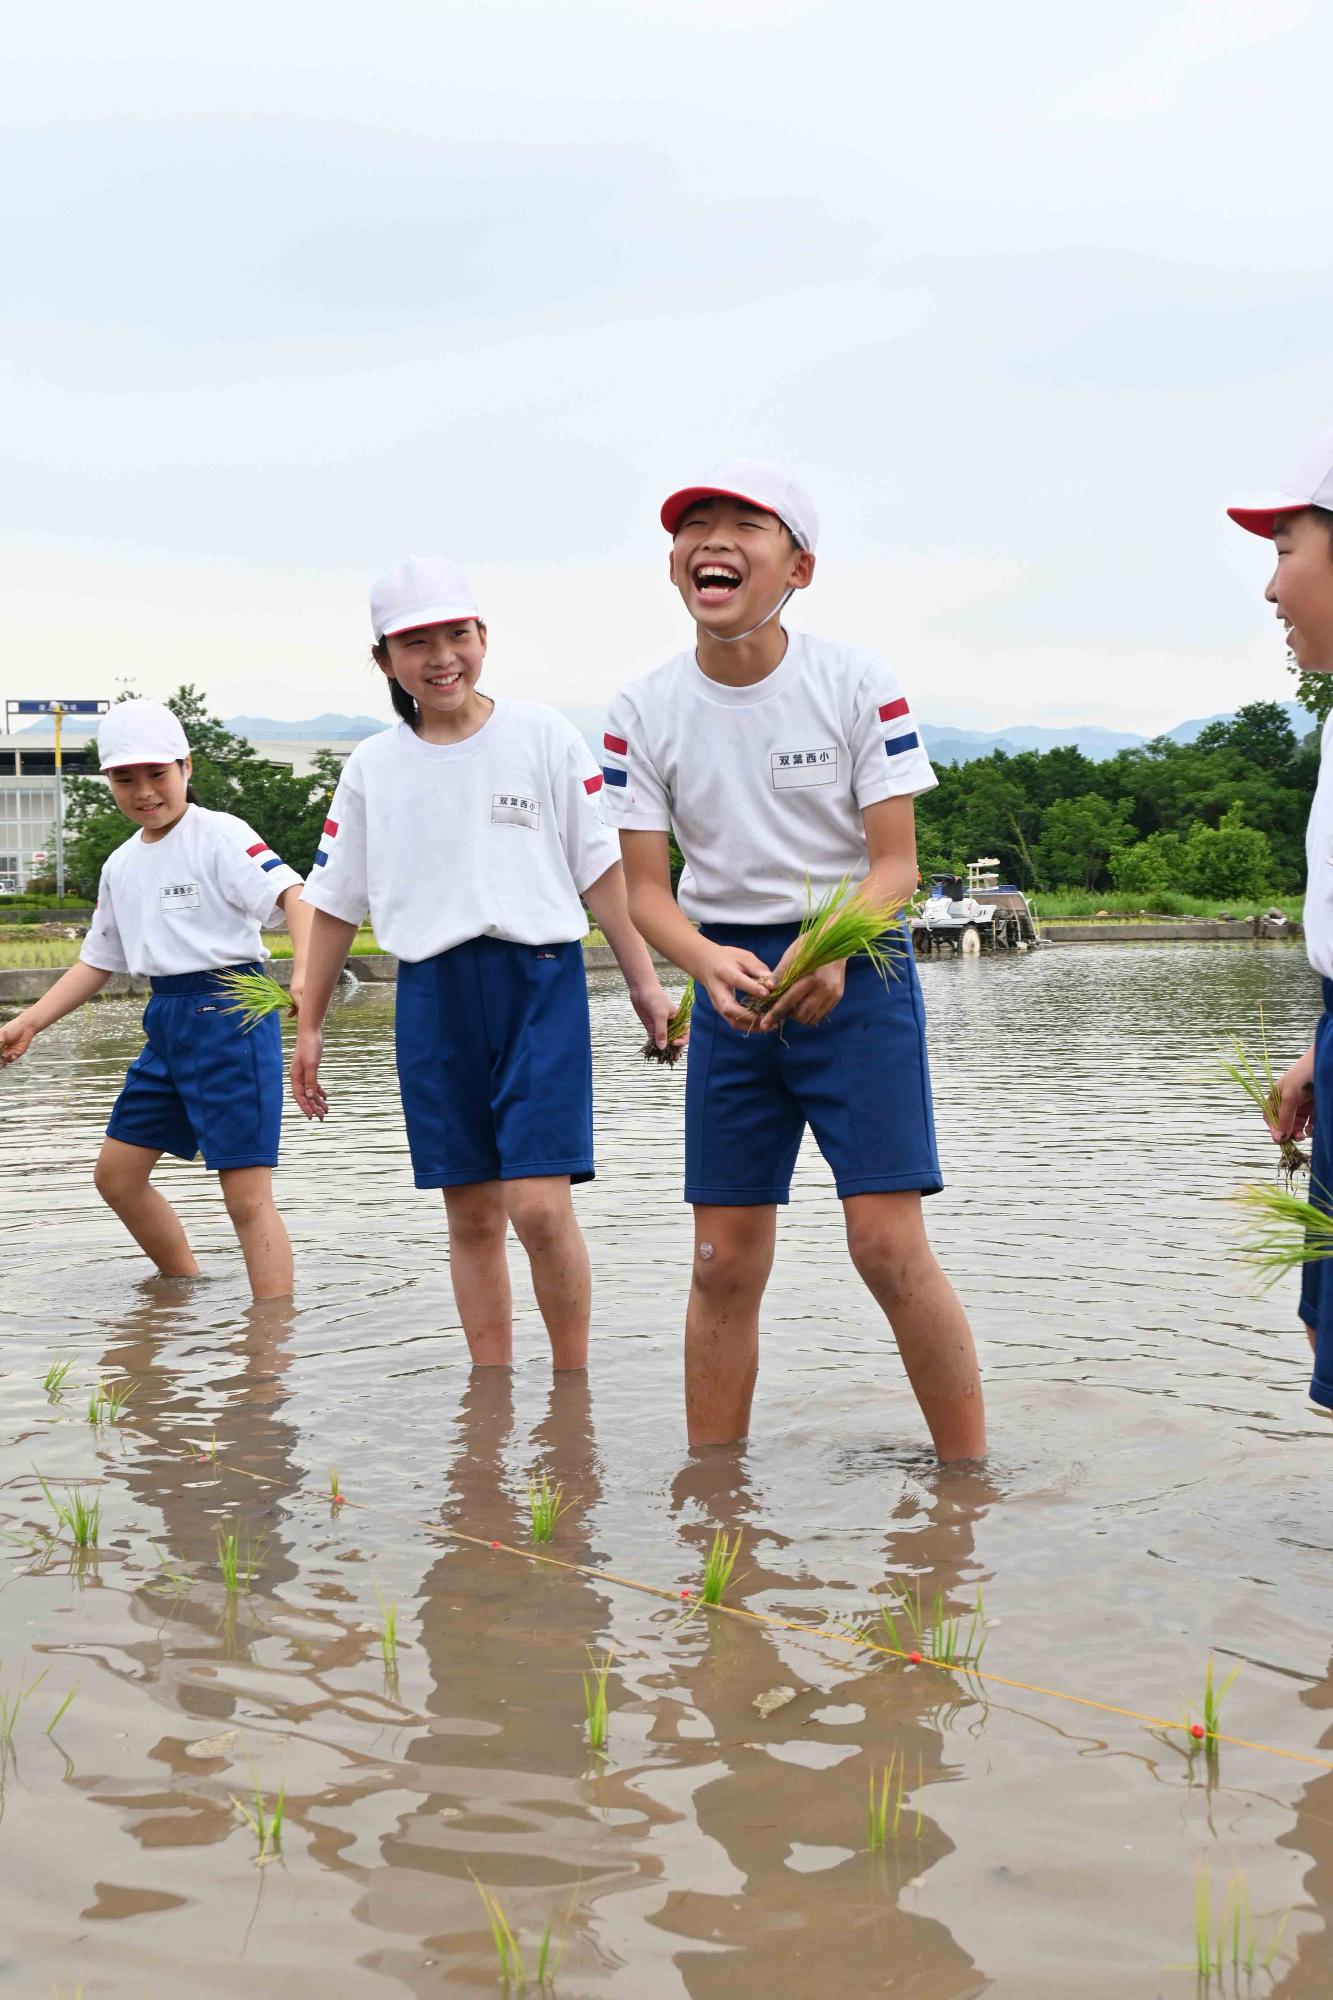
[878,697,919,758]
[245,839,288,874]
[313,817,337,868]
[601,731,629,787]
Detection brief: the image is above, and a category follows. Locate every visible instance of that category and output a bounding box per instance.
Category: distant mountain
[920,699,1317,767]
[225,713,385,742]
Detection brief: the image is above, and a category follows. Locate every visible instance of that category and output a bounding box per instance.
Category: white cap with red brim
[370,556,481,641]
[660,458,819,553]
[98,698,190,771]
[1228,423,1333,538]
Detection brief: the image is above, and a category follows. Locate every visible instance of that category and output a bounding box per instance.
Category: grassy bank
[1033,891,1302,922]
[0,926,384,971]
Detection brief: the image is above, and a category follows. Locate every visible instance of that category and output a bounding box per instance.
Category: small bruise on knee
[697,1240,715,1261]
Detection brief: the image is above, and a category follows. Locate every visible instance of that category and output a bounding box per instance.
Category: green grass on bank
[1033,891,1303,921]
[0,924,612,973]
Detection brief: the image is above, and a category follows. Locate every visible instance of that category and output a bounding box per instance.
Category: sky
[1,0,1331,735]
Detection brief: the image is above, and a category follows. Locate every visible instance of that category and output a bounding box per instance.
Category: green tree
[1181,804,1274,900]
[1033,794,1135,891]
[1110,830,1187,898]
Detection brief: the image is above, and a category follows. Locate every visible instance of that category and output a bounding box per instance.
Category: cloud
[1056,0,1312,120]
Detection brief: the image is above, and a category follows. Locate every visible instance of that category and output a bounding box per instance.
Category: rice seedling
[42,1358,72,1400]
[471,1879,568,1988]
[744,878,906,1020]
[642,979,694,1065]
[583,1647,613,1755]
[216,1523,265,1593]
[215,968,292,1031]
[872,1578,987,1669]
[101,1379,133,1424]
[866,1748,924,1850]
[46,1685,78,1735]
[1221,1008,1309,1184]
[1192,1865,1288,1980]
[526,1471,568,1544]
[0,1664,48,1739]
[231,1775,286,1862]
[329,1466,345,1508]
[376,1586,398,1669]
[700,1528,743,1606]
[1188,1655,1241,1754]
[37,1477,101,1550]
[86,1389,103,1426]
[1233,1181,1333,1286]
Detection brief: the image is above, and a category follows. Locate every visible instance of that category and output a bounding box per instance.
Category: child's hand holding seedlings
[697,942,773,1032]
[628,974,673,1051]
[753,952,846,1032]
[1272,1045,1316,1144]
[0,1011,37,1063]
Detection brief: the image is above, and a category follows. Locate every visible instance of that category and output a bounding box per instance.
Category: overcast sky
[2,0,1330,734]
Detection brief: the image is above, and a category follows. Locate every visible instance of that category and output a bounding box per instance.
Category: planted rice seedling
[872,1578,987,1669]
[1188,1655,1241,1753]
[46,1684,78,1735]
[471,1877,568,1988]
[0,1664,48,1739]
[1233,1181,1333,1285]
[329,1466,345,1507]
[38,1477,101,1550]
[527,1471,568,1544]
[744,878,906,1020]
[1192,1865,1287,1980]
[42,1358,72,1400]
[642,979,694,1065]
[101,1379,133,1424]
[866,1748,923,1850]
[216,1523,265,1593]
[1222,1009,1308,1184]
[215,968,292,1031]
[700,1528,743,1606]
[376,1586,398,1668]
[582,1647,613,1754]
[232,1775,286,1862]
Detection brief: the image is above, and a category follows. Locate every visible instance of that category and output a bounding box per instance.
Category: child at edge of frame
[290,556,671,1372]
[0,698,312,1301]
[603,458,987,1462]
[1231,422,1333,1417]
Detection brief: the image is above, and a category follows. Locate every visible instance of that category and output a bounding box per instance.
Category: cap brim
[661,485,787,537]
[1227,493,1310,538]
[378,602,481,638]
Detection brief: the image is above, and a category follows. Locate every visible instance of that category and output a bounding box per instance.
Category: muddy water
[3,941,1333,1998]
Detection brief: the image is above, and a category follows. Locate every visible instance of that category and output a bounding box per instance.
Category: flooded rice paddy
[3,941,1333,1998]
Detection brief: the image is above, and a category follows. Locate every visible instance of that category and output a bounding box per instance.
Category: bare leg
[94,1138,199,1277]
[843,1190,986,1462]
[506,1176,590,1371]
[219,1166,293,1301]
[684,1204,777,1445]
[1303,1321,1317,1355]
[443,1181,514,1366]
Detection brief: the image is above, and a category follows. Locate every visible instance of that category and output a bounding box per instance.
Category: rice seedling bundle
[700,1528,743,1606]
[1192,1866,1287,1979]
[38,1477,101,1550]
[642,980,695,1065]
[215,968,292,1031]
[527,1471,568,1543]
[874,1578,987,1669]
[1221,1008,1308,1183]
[232,1776,286,1862]
[583,1647,613,1753]
[1233,1182,1333,1285]
[745,879,906,1020]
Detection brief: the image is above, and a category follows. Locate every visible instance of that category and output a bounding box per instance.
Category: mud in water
[2,941,1333,1997]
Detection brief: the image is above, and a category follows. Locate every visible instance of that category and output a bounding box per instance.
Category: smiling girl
[0,699,311,1299]
[292,557,669,1371]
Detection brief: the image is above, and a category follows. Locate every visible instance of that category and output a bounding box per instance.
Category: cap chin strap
[700,585,796,645]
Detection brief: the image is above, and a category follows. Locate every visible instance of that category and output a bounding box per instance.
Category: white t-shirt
[81,806,304,978]
[300,702,620,961]
[1305,712,1333,979]
[603,628,938,924]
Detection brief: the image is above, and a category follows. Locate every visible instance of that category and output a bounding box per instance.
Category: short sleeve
[555,729,622,893]
[300,764,370,927]
[213,816,304,925]
[848,659,938,808]
[80,868,129,974]
[600,691,672,832]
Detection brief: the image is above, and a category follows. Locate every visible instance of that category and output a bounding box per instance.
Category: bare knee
[221,1176,274,1232]
[446,1189,508,1255]
[508,1192,570,1257]
[846,1216,931,1302]
[94,1155,141,1210]
[691,1231,770,1309]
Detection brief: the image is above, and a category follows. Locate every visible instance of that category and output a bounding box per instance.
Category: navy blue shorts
[683,920,942,1207]
[106,965,282,1172]
[395,937,594,1190]
[1298,977,1333,1410]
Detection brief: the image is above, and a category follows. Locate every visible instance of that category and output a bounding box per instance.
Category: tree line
[914,700,1318,899]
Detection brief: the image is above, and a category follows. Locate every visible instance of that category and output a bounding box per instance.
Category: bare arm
[580,861,671,1047]
[618,829,773,1032]
[1273,1042,1317,1143]
[289,908,359,1120]
[276,883,315,1011]
[0,961,112,1064]
[759,793,918,1031]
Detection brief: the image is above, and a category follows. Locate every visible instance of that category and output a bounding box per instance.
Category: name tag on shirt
[159,882,201,911]
[772,747,838,792]
[491,792,542,831]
